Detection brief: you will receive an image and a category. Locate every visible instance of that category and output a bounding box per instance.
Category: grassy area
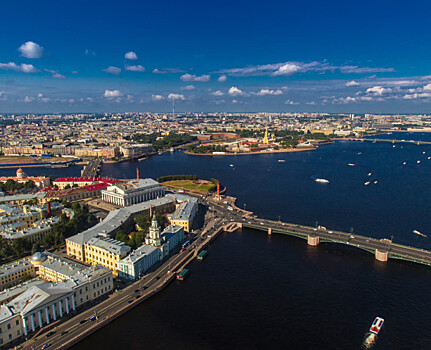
[163,180,216,194]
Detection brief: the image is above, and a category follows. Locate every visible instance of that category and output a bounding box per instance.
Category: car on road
[89,315,97,321]
[42,344,51,349]
[79,319,87,324]
[134,289,139,293]
[46,331,55,338]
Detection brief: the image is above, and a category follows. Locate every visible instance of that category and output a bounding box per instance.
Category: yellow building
[84,238,131,275]
[168,198,198,233]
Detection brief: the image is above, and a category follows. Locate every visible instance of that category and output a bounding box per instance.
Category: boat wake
[363,333,377,349]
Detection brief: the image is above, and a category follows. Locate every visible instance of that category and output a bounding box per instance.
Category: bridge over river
[206,196,431,267]
[344,137,431,146]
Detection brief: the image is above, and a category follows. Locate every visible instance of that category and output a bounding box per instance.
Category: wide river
[2,132,431,349]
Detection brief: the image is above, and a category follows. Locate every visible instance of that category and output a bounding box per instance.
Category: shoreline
[184,147,316,156]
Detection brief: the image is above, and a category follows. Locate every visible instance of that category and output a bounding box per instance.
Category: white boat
[315,178,329,184]
[229,164,234,167]
[417,160,421,164]
[374,181,378,184]
[348,163,356,166]
[423,152,426,154]
[369,317,384,335]
[357,152,362,155]
[364,181,371,186]
[278,160,286,163]
[368,172,372,176]
[403,162,407,165]
[413,230,427,238]
[428,157,431,160]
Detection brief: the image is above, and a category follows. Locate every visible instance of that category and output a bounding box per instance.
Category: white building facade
[101,178,165,207]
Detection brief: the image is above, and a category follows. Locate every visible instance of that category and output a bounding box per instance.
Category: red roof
[53,177,119,185]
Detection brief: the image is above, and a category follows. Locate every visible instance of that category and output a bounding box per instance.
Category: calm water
[2,132,431,349]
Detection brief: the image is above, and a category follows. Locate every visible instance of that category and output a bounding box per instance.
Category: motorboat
[348,163,356,166]
[369,317,384,335]
[315,178,329,184]
[413,230,427,238]
[364,181,371,186]
[278,160,286,163]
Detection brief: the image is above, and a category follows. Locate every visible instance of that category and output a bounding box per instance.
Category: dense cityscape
[2,0,431,349]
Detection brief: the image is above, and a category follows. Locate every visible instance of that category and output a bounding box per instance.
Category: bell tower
[145,215,162,246]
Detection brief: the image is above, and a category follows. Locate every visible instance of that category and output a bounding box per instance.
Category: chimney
[47,202,52,217]
[136,167,140,180]
[217,182,220,196]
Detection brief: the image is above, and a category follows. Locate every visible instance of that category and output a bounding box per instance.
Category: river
[2,132,431,349]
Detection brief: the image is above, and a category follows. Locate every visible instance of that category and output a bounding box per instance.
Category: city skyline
[1,0,431,113]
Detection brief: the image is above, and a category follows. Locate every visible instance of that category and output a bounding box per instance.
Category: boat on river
[369,317,384,335]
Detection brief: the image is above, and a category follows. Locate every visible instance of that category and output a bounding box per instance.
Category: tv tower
[172,98,175,118]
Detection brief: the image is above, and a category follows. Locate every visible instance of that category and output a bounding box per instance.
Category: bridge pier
[375,249,388,262]
[268,228,272,235]
[307,235,319,246]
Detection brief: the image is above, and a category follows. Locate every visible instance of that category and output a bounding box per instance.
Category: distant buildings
[0,168,50,188]
[0,259,36,291]
[101,178,164,207]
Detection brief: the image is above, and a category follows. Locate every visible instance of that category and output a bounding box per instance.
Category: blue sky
[1,0,431,113]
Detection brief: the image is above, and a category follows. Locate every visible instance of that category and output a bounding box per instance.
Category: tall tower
[145,215,162,246]
[136,167,140,180]
[262,126,269,144]
[172,99,175,118]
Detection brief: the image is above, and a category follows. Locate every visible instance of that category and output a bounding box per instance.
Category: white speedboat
[348,163,356,166]
[364,181,371,186]
[417,160,421,164]
[315,178,329,184]
[403,162,407,165]
[229,164,234,167]
[369,317,384,335]
[413,230,427,238]
[278,160,286,163]
[374,181,378,184]
[368,172,372,176]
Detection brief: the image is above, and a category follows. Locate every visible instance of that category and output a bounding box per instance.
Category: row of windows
[0,329,20,345]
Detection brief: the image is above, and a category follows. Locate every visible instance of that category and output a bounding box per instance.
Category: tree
[115,230,129,243]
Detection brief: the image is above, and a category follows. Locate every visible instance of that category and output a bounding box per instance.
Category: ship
[348,163,356,166]
[364,181,371,186]
[413,230,427,238]
[315,178,329,184]
[369,317,384,335]
[278,160,286,163]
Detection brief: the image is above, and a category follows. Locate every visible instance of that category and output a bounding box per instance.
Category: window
[8,334,11,340]
[6,324,10,330]
[17,330,20,336]
[15,320,18,326]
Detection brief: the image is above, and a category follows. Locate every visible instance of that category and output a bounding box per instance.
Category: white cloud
[217,75,227,82]
[272,63,301,76]
[423,83,431,91]
[125,51,138,60]
[103,90,123,98]
[45,69,66,79]
[306,101,316,105]
[102,66,121,75]
[18,41,44,59]
[403,92,431,100]
[125,65,145,72]
[168,93,185,100]
[24,96,35,103]
[216,61,394,77]
[153,67,185,74]
[232,99,238,104]
[255,88,283,96]
[152,68,165,74]
[180,85,195,91]
[0,62,39,73]
[228,86,245,96]
[335,96,357,104]
[366,86,392,96]
[211,90,224,96]
[346,80,360,87]
[284,100,298,105]
[152,94,164,101]
[180,73,210,82]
